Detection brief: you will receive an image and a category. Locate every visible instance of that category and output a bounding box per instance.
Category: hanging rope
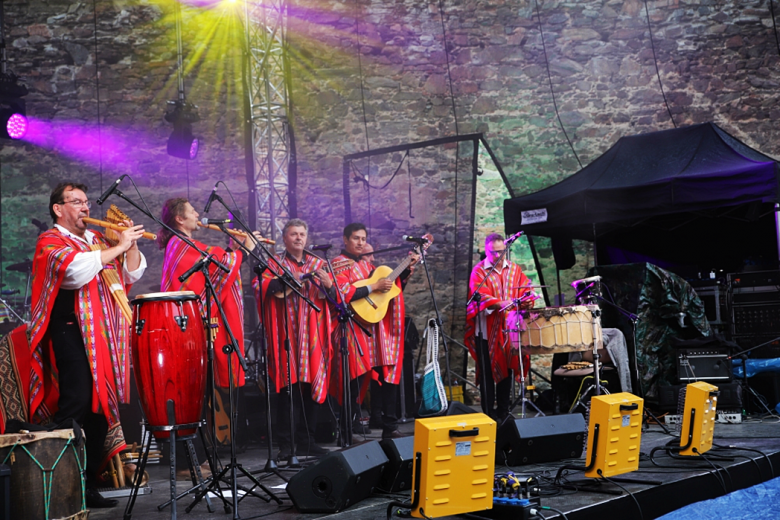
[533,0,582,169]
[643,0,677,128]
[771,0,780,57]
[352,0,372,230]
[92,0,104,190]
[438,0,459,135]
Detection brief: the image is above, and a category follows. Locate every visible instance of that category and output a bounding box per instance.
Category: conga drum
[0,429,87,520]
[131,291,206,439]
[507,305,601,355]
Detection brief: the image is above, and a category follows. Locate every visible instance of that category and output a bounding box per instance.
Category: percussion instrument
[130,291,207,439]
[507,305,601,355]
[0,429,87,520]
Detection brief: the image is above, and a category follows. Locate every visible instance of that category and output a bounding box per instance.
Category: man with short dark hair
[29,181,147,508]
[466,233,533,421]
[331,224,418,439]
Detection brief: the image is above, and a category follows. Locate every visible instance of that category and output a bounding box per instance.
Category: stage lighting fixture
[165,100,200,160]
[678,381,718,457]
[0,72,28,140]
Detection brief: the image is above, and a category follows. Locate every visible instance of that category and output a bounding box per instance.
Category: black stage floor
[91,412,780,520]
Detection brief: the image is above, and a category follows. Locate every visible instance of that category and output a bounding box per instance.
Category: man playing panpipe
[28,181,147,508]
[158,197,256,389]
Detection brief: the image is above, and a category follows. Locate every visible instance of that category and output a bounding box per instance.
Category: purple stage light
[189,137,199,160]
[7,113,28,139]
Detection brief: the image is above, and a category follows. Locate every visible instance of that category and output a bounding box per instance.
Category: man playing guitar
[331,223,420,439]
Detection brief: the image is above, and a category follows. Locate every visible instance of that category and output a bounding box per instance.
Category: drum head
[130,291,199,305]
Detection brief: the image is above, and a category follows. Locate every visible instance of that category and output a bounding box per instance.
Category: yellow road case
[679,381,718,456]
[411,413,496,518]
[585,392,643,478]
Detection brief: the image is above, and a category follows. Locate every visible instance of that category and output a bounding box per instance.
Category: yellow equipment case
[411,413,496,518]
[585,392,643,478]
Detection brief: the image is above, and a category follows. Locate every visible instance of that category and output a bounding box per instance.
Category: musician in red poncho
[159,198,256,389]
[252,218,333,462]
[331,223,418,440]
[465,233,534,421]
[29,181,147,508]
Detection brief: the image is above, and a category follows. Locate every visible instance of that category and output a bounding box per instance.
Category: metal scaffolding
[243,0,290,243]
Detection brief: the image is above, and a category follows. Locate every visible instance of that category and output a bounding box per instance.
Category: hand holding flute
[82,217,157,240]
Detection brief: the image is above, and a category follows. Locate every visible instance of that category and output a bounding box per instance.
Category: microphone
[300,272,316,281]
[201,217,234,226]
[309,244,332,252]
[96,174,126,205]
[403,234,429,244]
[203,183,218,214]
[570,275,602,287]
[504,231,524,245]
[1,289,20,295]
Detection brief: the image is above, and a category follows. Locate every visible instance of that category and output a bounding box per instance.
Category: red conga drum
[130,291,206,439]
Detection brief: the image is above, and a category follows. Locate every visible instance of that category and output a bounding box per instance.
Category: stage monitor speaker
[496,414,586,466]
[286,441,388,513]
[378,435,414,493]
[446,401,477,416]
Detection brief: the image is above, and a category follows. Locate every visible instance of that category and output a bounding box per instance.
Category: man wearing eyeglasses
[28,181,147,508]
[465,233,534,421]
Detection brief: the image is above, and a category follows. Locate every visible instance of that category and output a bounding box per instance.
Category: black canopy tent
[503,123,780,272]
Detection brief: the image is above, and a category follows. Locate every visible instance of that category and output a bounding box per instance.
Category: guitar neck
[387,256,412,282]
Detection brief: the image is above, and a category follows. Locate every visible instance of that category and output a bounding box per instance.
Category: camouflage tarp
[590,263,711,399]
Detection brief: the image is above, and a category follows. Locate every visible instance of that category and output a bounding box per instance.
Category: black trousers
[49,319,109,487]
[475,338,511,419]
[276,382,319,449]
[369,369,399,434]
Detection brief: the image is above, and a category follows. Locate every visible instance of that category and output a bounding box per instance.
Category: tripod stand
[502,295,545,423]
[728,335,780,416]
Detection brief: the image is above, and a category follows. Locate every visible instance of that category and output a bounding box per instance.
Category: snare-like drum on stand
[130,291,207,439]
[507,305,601,355]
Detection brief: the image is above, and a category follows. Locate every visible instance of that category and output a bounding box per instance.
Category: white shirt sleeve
[60,251,104,290]
[123,251,147,284]
[60,250,148,290]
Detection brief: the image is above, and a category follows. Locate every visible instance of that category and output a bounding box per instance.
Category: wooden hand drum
[507,305,601,355]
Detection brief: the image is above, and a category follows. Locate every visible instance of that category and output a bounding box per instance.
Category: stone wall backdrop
[2,0,780,401]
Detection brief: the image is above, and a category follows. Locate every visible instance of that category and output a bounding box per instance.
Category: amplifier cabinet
[676,347,731,382]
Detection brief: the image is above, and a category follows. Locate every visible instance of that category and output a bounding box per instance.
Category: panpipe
[82,217,157,241]
[196,222,275,244]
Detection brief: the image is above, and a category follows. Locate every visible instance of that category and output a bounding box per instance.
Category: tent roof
[503,123,780,267]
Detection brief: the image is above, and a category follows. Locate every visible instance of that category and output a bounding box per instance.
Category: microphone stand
[415,239,455,402]
[466,238,514,417]
[208,194,321,469]
[315,249,372,448]
[99,186,262,516]
[582,287,671,434]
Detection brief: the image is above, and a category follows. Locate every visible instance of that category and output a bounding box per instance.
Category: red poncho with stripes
[330,254,406,402]
[465,259,531,382]
[251,252,333,404]
[161,235,245,388]
[28,228,131,472]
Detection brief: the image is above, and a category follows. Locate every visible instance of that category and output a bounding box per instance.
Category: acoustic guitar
[350,234,433,323]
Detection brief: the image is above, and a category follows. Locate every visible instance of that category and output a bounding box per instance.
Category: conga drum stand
[504,302,545,423]
[124,417,211,520]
